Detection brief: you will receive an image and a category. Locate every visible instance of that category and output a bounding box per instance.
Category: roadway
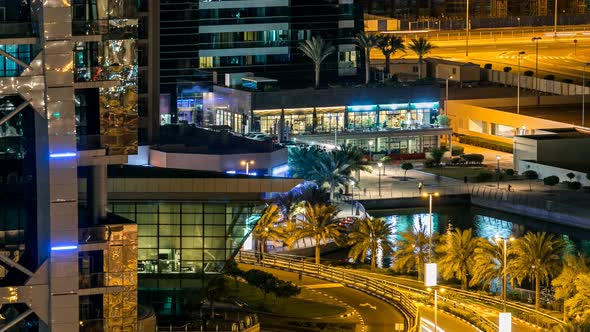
[239,264,478,332]
[371,25,590,83]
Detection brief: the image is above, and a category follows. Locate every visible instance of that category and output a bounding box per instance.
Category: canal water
[327,203,590,268]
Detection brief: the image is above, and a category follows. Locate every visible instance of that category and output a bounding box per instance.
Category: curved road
[239,264,478,332]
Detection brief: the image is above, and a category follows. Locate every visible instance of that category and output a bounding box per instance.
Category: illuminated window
[199,56,213,68]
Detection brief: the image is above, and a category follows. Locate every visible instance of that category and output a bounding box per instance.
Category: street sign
[499,312,512,332]
[424,263,437,287]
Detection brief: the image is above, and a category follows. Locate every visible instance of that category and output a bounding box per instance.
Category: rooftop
[495,104,588,127]
[519,127,590,140]
[84,165,282,179]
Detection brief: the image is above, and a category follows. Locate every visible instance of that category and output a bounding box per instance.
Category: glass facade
[110,201,262,275]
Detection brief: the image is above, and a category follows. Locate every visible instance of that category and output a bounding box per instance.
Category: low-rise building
[426,59,481,84]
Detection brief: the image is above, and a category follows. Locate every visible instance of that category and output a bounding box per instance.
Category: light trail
[421,318,445,332]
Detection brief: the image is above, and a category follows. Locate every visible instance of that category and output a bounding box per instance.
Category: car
[250,134,270,141]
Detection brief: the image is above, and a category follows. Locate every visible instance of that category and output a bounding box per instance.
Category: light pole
[377,162,383,197]
[583,63,590,127]
[496,155,501,189]
[495,236,515,310]
[554,0,558,36]
[422,192,439,262]
[241,160,254,175]
[368,140,374,161]
[350,180,355,214]
[465,0,470,56]
[427,286,445,332]
[445,75,454,115]
[517,51,525,114]
[532,37,541,105]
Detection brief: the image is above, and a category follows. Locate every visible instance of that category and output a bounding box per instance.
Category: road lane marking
[359,303,377,310]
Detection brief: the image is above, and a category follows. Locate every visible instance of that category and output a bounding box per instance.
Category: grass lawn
[226,281,346,319]
[422,166,490,181]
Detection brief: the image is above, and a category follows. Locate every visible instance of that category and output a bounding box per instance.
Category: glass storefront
[216,109,243,133]
[345,135,438,154]
[110,201,262,275]
[315,107,345,133]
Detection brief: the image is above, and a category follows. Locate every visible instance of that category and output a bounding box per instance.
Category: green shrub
[566,172,576,182]
[543,175,560,188]
[503,66,512,72]
[524,70,534,76]
[423,159,436,168]
[544,74,555,80]
[568,181,582,190]
[505,169,515,176]
[451,145,464,156]
[450,157,462,165]
[484,63,492,69]
[462,153,485,165]
[476,172,494,182]
[456,135,514,153]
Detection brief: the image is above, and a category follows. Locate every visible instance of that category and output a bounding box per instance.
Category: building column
[278,109,285,143]
[147,0,161,143]
[87,165,108,224]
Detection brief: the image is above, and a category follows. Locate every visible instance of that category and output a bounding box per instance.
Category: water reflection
[371,204,590,268]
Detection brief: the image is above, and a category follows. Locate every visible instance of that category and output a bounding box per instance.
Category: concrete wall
[433,63,479,82]
[537,138,590,165]
[387,60,427,76]
[447,100,570,144]
[518,160,590,185]
[149,148,288,174]
[513,136,538,171]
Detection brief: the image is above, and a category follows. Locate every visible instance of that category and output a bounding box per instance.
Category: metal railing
[237,251,500,332]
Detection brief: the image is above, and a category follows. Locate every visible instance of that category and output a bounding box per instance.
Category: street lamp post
[377,162,383,197]
[517,51,525,114]
[422,192,439,262]
[465,0,470,56]
[350,180,355,214]
[445,75,454,115]
[496,155,501,189]
[241,160,255,175]
[583,63,590,127]
[368,140,374,161]
[532,37,541,105]
[554,0,558,36]
[495,236,515,310]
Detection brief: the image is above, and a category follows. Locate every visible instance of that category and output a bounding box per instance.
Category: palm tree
[356,33,380,85]
[470,238,512,292]
[252,204,284,258]
[348,217,394,271]
[564,273,590,327]
[298,36,336,88]
[510,232,564,310]
[377,35,405,76]
[392,220,431,280]
[553,255,588,321]
[334,144,372,179]
[294,203,342,264]
[408,37,435,79]
[436,228,479,289]
[310,151,354,201]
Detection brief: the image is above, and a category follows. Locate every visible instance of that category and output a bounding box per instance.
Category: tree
[436,115,451,127]
[564,273,590,327]
[543,175,560,192]
[334,144,372,177]
[436,228,479,289]
[253,205,284,258]
[566,172,576,182]
[294,203,342,264]
[377,34,405,76]
[274,280,301,303]
[470,238,513,292]
[523,170,539,191]
[203,276,228,320]
[392,220,431,280]
[429,147,448,166]
[356,33,380,85]
[401,162,413,180]
[408,37,435,79]
[510,232,564,310]
[298,36,335,88]
[348,217,394,271]
[553,255,588,321]
[243,269,278,303]
[311,152,354,201]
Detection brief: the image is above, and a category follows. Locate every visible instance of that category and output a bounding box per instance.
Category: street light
[329,113,339,146]
[582,63,590,127]
[445,75,454,115]
[495,236,515,310]
[377,162,383,197]
[368,140,374,161]
[422,192,439,262]
[554,0,558,36]
[496,155,501,189]
[517,51,525,115]
[241,160,255,175]
[465,0,470,56]
[350,180,355,214]
[532,37,541,105]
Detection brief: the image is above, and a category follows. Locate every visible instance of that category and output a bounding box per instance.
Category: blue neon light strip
[51,245,78,251]
[50,152,77,158]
